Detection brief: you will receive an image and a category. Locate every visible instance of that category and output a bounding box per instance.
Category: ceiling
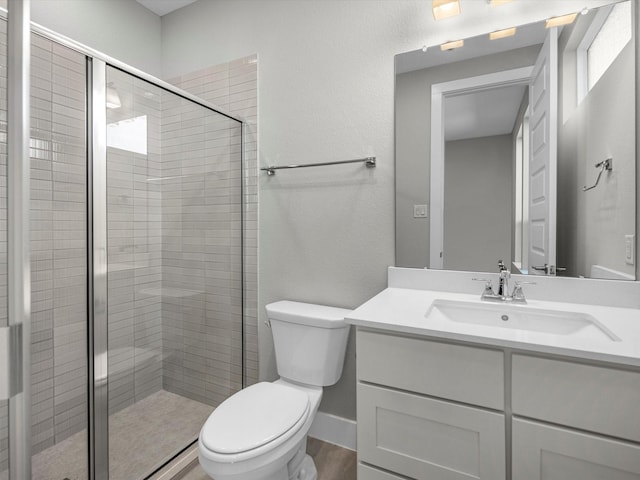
[444,84,527,142]
[136,0,197,16]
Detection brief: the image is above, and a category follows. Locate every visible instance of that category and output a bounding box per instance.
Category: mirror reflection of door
[439,30,558,275]
[527,29,558,275]
[513,108,530,274]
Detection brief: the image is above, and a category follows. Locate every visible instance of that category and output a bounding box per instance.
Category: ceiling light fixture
[545,12,578,28]
[106,85,122,110]
[488,0,514,5]
[489,27,517,40]
[432,0,461,21]
[440,39,464,51]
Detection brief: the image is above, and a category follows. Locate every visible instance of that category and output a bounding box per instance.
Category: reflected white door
[528,29,558,275]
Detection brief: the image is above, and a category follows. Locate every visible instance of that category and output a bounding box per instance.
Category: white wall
[30,0,162,76]
[161,0,623,421]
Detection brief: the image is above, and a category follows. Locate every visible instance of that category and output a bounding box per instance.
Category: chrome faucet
[497,261,509,298]
[472,260,533,304]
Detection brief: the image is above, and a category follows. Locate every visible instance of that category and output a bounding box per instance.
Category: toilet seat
[201,382,310,458]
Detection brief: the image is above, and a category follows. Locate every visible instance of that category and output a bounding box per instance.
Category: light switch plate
[414,204,428,218]
[625,234,634,265]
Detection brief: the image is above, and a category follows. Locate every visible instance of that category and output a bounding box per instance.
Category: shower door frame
[6,0,32,478]
[3,9,246,478]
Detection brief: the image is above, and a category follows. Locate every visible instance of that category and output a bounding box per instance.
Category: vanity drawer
[357,383,506,480]
[357,329,504,409]
[512,354,640,442]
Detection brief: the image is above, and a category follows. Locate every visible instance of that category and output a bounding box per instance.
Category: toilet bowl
[198,301,351,480]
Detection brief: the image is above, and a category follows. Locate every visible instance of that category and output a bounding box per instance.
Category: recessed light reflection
[440,39,464,51]
[489,27,517,40]
[545,12,578,28]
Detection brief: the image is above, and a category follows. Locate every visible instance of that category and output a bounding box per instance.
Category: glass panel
[106,66,243,479]
[587,1,632,90]
[29,34,88,480]
[0,14,7,480]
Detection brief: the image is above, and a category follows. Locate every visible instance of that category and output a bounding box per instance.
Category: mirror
[395,0,636,280]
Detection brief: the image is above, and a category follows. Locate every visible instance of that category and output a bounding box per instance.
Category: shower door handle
[0,324,22,400]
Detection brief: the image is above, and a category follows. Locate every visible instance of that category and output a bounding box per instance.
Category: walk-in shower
[1,4,245,479]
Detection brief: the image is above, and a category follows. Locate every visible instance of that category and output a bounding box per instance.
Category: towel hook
[583,158,612,192]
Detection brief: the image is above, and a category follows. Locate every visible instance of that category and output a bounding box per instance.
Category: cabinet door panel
[513,418,640,480]
[358,383,505,480]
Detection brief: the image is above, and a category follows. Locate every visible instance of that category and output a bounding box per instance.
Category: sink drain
[501,315,509,321]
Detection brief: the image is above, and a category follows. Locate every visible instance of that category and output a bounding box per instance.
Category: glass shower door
[103,65,243,479]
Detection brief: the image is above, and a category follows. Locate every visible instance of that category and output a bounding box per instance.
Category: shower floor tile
[1,390,213,480]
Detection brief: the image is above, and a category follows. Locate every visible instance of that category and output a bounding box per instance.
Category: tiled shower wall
[167,54,259,395]
[159,95,243,406]
[106,69,164,415]
[29,33,88,454]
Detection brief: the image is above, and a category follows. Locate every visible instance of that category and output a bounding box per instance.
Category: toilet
[198,300,352,480]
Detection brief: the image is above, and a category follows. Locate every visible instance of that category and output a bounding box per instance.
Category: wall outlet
[414,204,428,218]
[625,234,635,265]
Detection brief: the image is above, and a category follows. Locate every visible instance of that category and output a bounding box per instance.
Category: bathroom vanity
[348,268,640,480]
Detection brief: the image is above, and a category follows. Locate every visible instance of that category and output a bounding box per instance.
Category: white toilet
[198,300,352,480]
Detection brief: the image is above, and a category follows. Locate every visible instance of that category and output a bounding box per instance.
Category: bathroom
[1,0,638,479]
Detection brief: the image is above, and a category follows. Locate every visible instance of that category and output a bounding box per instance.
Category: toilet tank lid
[266,301,352,329]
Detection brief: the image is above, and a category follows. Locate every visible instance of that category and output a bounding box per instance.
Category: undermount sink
[425,299,620,341]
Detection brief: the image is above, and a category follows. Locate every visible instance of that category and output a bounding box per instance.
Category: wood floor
[307,438,357,480]
[180,437,357,480]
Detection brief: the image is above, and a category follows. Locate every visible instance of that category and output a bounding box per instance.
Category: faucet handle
[472,278,495,296]
[512,280,536,303]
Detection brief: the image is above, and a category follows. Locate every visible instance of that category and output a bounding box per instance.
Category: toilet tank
[266,301,351,387]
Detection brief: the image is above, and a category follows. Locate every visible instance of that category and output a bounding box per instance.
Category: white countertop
[346,287,640,367]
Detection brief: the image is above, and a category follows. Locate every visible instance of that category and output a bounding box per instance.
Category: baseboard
[308,411,357,451]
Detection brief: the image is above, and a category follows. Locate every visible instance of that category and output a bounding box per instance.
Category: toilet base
[286,439,317,480]
[293,455,317,480]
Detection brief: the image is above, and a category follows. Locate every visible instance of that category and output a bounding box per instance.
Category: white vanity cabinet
[511,355,640,479]
[355,329,640,480]
[356,329,506,480]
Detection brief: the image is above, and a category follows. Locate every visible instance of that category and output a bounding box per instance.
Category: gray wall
[396,45,540,268]
[444,135,513,272]
[30,0,162,77]
[160,0,614,421]
[558,18,636,278]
